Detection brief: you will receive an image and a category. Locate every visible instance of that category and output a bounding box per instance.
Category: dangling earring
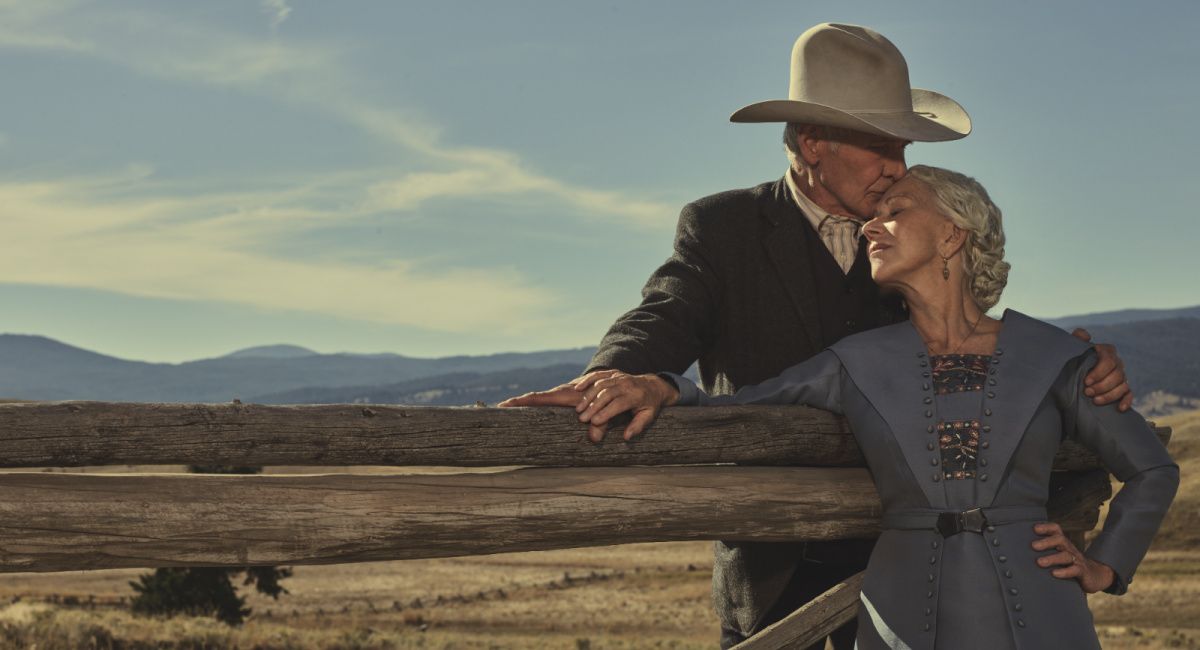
[941,255,950,281]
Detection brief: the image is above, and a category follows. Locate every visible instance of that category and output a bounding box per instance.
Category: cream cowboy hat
[731,23,971,142]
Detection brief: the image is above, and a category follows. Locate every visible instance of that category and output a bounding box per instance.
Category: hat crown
[789,23,914,113]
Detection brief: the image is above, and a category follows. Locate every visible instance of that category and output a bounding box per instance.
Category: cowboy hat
[731,23,971,142]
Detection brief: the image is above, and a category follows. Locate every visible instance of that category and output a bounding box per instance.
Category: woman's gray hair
[905,165,1010,311]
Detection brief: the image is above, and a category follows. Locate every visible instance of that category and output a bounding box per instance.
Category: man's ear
[798,129,822,167]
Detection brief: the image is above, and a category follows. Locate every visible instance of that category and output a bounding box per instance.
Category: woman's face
[862,175,955,290]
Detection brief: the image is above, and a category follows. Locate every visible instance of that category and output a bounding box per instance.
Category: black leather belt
[881,506,1048,537]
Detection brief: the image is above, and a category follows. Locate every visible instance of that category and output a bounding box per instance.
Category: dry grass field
[0,408,1197,649]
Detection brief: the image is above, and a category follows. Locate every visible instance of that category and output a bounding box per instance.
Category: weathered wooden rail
[0,400,1168,647]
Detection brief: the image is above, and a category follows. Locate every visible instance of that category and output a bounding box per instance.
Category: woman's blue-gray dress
[666,310,1179,650]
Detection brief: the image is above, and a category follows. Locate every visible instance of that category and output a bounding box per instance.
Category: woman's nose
[861,216,884,240]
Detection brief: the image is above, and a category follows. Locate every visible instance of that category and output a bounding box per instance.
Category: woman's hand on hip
[572,370,680,443]
[1031,521,1115,593]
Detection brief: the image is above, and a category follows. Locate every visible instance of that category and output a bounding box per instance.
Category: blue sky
[2,0,1197,362]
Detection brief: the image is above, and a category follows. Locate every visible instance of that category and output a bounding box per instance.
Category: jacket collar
[830,310,1091,508]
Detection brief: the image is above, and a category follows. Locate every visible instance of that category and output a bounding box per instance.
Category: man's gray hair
[783,123,843,172]
[905,165,1011,312]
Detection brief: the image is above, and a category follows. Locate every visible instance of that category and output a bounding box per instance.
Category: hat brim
[730,89,971,142]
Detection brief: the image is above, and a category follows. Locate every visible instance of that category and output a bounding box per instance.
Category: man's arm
[502,202,722,412]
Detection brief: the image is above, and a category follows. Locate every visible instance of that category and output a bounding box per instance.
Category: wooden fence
[0,400,1167,648]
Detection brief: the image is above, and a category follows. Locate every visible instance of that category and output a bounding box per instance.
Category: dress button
[989,379,997,386]
[928,573,935,582]
[924,607,932,616]
[989,368,997,375]
[1004,570,1013,578]
[923,383,930,391]
[924,397,933,404]
[923,623,931,632]
[996,349,1004,356]
[987,391,996,399]
[920,361,928,367]
[982,425,991,432]
[922,371,931,378]
[931,541,939,549]
[981,441,990,449]
[992,538,1000,547]
[980,473,989,481]
[980,458,988,467]
[1014,603,1023,612]
[932,473,941,482]
[998,555,1007,563]
[930,555,937,564]
[991,358,1000,365]
[927,442,935,451]
[984,408,993,416]
[925,410,933,418]
[930,457,939,466]
[917,352,926,358]
[1017,619,1026,628]
[927,590,934,598]
[845,319,856,329]
[1009,587,1019,596]
[927,425,935,433]
[987,525,996,533]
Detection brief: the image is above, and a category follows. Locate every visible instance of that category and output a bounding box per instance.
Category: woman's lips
[868,243,890,256]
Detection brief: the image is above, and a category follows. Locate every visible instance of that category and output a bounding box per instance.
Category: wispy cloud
[0,171,556,334]
[260,0,291,31]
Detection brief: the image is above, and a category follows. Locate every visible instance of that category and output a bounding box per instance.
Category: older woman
[505,165,1179,650]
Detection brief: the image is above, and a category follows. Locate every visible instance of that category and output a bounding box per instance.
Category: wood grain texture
[0,402,1168,469]
[734,572,865,650]
[0,467,1109,574]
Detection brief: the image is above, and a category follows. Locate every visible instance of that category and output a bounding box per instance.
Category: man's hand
[1071,328,1134,412]
[573,370,679,443]
[1031,521,1115,594]
[497,379,588,409]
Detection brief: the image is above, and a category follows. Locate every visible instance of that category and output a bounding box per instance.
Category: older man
[502,23,1131,649]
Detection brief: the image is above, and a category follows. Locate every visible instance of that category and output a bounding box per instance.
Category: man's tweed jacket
[587,177,905,636]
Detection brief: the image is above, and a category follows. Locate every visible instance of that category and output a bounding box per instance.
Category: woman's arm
[1056,349,1180,595]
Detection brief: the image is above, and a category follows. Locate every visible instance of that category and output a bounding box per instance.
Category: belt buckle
[961,507,988,533]
[936,507,988,537]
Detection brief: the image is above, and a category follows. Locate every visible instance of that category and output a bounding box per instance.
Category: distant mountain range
[0,305,1196,404]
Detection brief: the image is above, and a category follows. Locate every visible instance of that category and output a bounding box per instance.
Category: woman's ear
[942,224,968,259]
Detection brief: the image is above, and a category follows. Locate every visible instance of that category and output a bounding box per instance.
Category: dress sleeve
[663,349,846,415]
[1060,349,1180,595]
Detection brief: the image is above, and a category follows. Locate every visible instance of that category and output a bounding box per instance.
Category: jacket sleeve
[663,349,845,414]
[1061,350,1180,595]
[586,201,721,376]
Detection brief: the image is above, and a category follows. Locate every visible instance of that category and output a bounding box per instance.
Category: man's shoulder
[678,179,782,229]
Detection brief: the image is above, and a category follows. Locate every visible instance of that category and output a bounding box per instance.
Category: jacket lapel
[831,320,948,508]
[974,310,1090,506]
[760,178,823,352]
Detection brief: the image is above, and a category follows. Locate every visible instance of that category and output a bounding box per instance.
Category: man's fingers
[1084,353,1118,390]
[572,370,619,391]
[1071,328,1092,343]
[580,387,622,422]
[498,387,584,408]
[579,377,620,412]
[589,395,636,427]
[624,409,657,440]
[1119,391,1134,412]
[587,421,611,443]
[1092,381,1131,407]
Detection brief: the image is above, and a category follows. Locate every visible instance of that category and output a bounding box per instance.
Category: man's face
[813,132,909,219]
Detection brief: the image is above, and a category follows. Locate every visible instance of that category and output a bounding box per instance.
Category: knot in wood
[361,408,377,418]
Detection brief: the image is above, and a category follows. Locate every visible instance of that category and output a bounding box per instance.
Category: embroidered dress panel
[930,354,990,394]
